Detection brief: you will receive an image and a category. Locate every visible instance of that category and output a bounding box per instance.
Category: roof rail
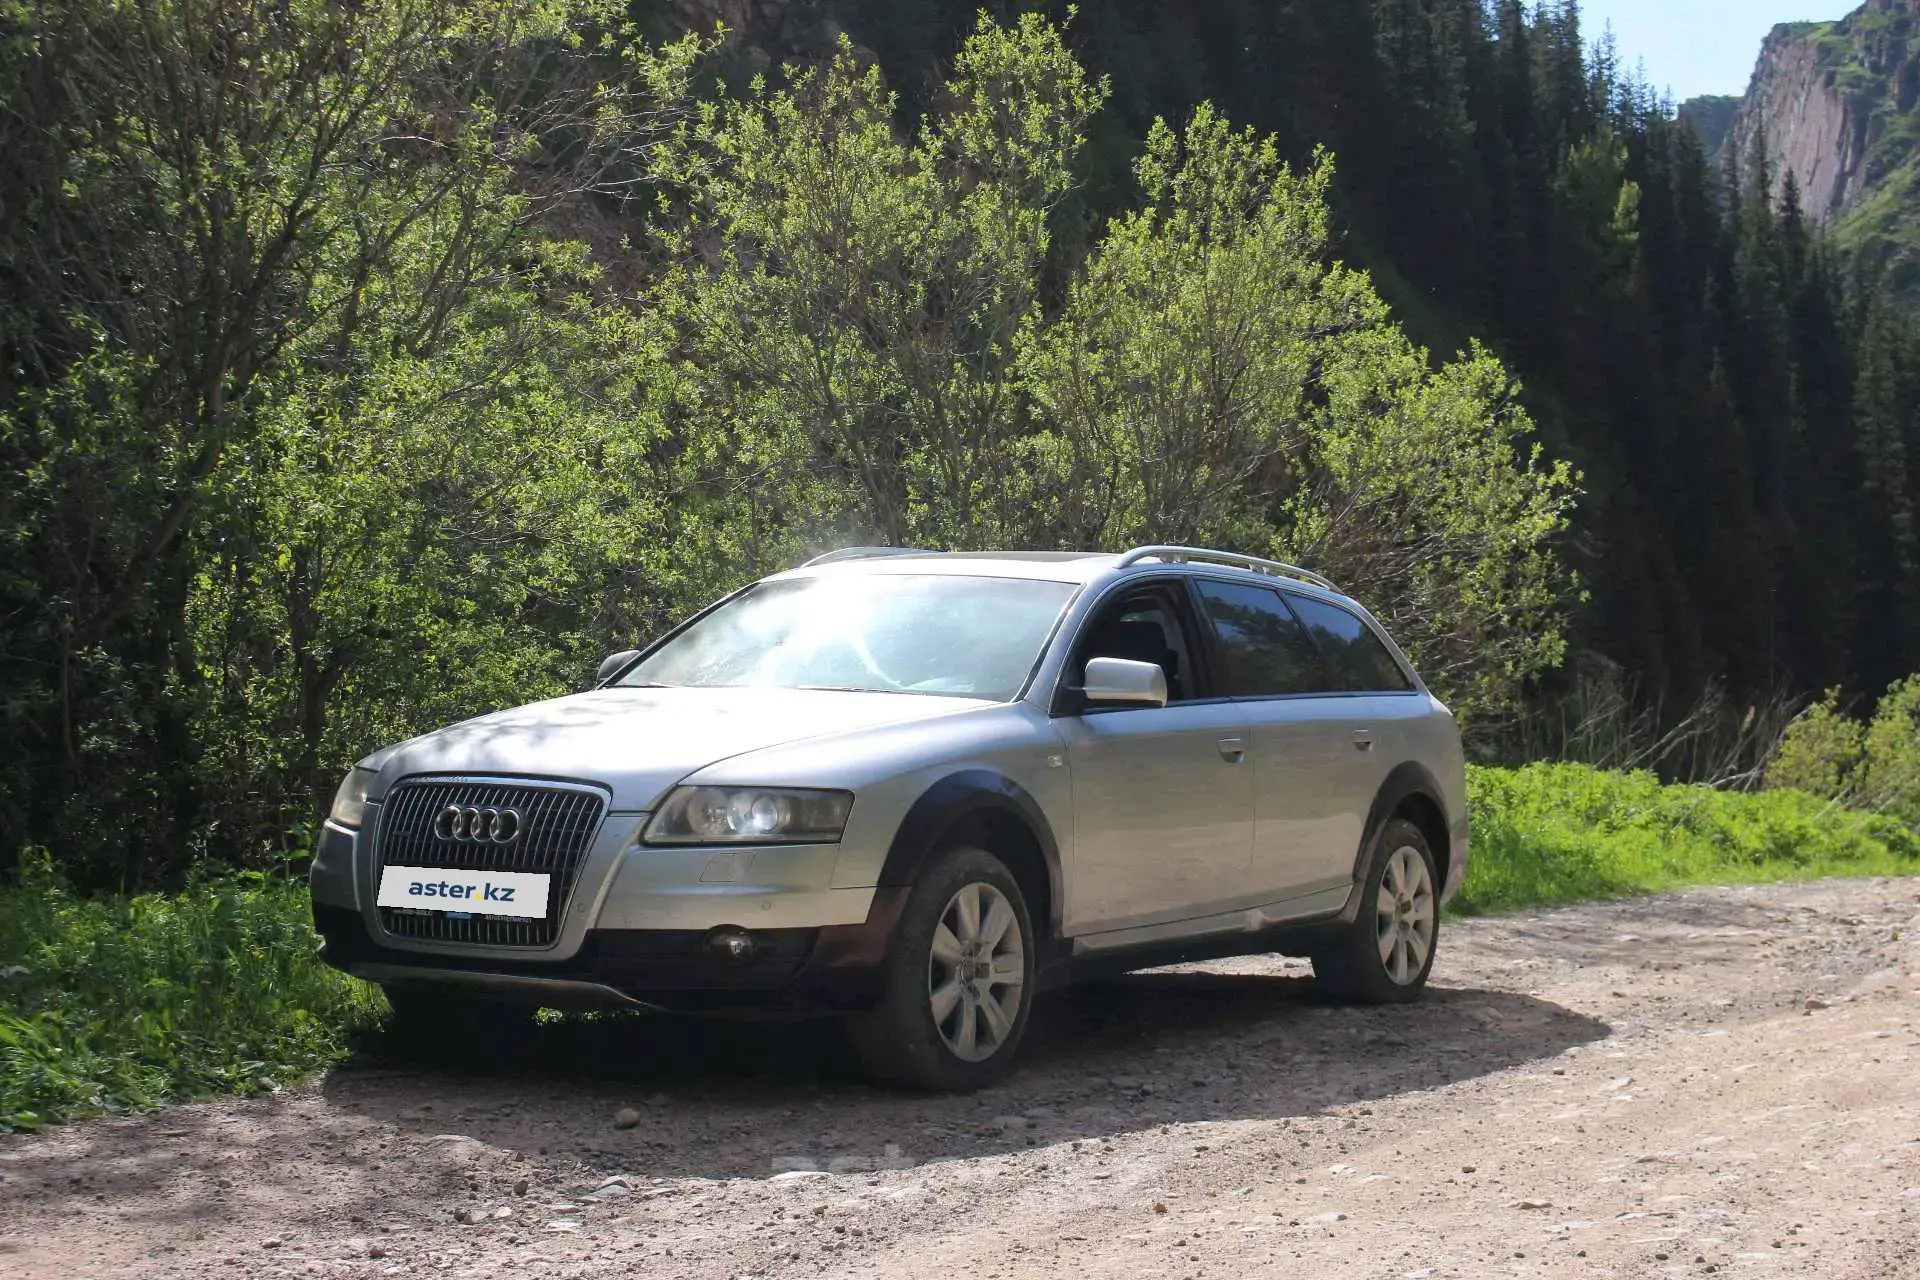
[1117,545,1339,593]
[800,546,937,568]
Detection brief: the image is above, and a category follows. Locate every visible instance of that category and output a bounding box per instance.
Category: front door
[1056,583,1254,935]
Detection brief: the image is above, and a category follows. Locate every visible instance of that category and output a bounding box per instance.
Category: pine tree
[1852,298,1920,689]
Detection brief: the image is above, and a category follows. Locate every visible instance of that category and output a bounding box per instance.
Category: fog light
[707,927,756,963]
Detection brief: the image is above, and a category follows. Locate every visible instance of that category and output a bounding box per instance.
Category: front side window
[620,574,1076,701]
[1285,594,1414,693]
[1072,592,1198,701]
[1195,579,1327,696]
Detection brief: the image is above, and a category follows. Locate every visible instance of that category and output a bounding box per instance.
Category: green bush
[1762,688,1866,799]
[0,859,379,1132]
[1764,674,1920,824]
[1858,676,1920,826]
[1457,762,1920,915]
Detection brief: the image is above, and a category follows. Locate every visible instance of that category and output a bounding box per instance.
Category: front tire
[846,846,1036,1091]
[1312,817,1439,1004]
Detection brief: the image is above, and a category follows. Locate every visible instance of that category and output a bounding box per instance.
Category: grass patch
[0,862,380,1132]
[1455,763,1920,915]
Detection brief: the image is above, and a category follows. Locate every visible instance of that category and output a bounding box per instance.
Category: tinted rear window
[1285,595,1414,692]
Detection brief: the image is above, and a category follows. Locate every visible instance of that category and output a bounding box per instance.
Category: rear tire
[1312,818,1439,1004]
[845,846,1036,1091]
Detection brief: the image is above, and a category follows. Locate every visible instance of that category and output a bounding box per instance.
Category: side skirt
[1036,883,1361,991]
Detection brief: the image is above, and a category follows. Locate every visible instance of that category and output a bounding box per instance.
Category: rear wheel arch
[1356,762,1452,894]
[877,770,1061,943]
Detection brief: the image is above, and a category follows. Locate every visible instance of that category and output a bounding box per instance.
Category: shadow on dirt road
[315,967,1608,1179]
[10,881,1918,1280]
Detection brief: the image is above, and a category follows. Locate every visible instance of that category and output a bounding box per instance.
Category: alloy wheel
[927,881,1026,1062]
[1375,844,1435,985]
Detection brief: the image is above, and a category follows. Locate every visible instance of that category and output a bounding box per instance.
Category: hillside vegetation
[0,5,1917,878]
[0,2,1581,885]
[1690,1,1920,296]
[1807,2,1920,291]
[796,0,1920,714]
[8,1,1915,889]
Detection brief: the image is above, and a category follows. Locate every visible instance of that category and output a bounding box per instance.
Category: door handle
[1217,737,1246,764]
[1352,729,1375,753]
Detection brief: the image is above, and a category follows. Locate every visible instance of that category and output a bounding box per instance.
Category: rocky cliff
[1677,94,1741,159]
[1720,18,1872,220]
[1694,0,1920,291]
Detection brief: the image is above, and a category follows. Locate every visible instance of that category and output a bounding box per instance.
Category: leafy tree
[1023,116,1377,549]
[190,272,673,841]
[650,14,1107,554]
[1858,675,1920,825]
[1767,675,1920,830]
[0,0,700,877]
[1024,108,1578,722]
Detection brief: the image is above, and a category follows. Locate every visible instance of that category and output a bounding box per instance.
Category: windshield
[620,574,1077,701]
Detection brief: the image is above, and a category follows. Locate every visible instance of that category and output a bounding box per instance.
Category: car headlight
[326,766,380,830]
[643,787,852,845]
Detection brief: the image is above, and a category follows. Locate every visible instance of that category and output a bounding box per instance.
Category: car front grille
[373,778,607,948]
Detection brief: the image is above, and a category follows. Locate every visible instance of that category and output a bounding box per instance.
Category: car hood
[364,685,993,812]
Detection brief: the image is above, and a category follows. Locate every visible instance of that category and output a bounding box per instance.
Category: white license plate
[376,866,551,919]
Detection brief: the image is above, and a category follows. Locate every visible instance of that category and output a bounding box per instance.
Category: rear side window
[1285,594,1414,692]
[1194,579,1327,696]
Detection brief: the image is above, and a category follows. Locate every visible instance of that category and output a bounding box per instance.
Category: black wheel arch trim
[875,770,1064,937]
[1352,761,1453,884]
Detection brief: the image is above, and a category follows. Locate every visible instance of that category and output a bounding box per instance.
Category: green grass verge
[0,865,381,1133]
[1,763,1916,1131]
[1454,763,1920,915]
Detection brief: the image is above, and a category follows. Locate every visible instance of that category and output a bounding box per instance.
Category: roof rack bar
[1117,545,1339,593]
[800,546,937,568]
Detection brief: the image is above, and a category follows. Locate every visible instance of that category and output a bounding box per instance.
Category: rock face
[1688,0,1920,292]
[1729,24,1868,220]
[1703,0,1920,223]
[1677,94,1741,159]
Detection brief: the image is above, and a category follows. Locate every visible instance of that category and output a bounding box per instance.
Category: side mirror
[595,649,641,687]
[1077,656,1168,710]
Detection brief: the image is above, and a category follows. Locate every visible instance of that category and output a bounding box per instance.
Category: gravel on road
[1,877,1916,1280]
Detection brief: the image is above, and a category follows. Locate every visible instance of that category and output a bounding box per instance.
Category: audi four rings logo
[433,804,523,844]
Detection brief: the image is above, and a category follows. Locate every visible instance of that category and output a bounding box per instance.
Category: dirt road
[2,877,1917,1280]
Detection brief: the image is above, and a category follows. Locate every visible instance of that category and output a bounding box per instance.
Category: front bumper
[310,809,877,951]
[313,897,906,1013]
[309,794,897,1010]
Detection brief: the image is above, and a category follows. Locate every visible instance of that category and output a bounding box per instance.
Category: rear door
[1191,577,1354,904]
[1055,580,1254,934]
[1279,591,1426,890]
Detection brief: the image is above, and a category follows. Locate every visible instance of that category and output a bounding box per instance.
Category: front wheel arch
[875,770,1061,943]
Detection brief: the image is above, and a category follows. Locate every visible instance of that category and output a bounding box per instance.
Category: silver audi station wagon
[311,546,1469,1089]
